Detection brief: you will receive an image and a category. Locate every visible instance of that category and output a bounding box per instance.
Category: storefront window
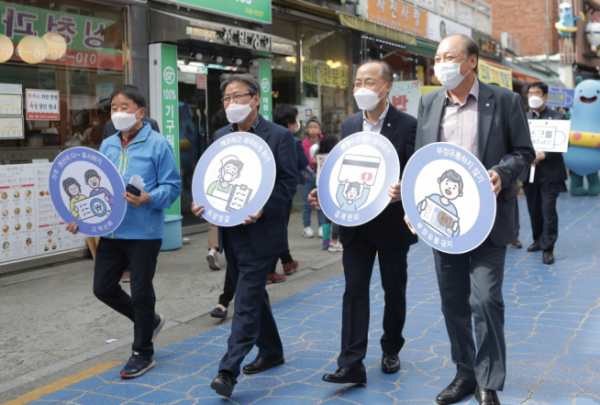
[0,0,127,160]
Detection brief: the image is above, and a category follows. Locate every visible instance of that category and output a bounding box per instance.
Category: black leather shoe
[242,356,284,374]
[475,386,501,405]
[527,242,541,252]
[210,306,228,319]
[543,250,555,265]
[210,371,236,398]
[436,378,477,404]
[381,353,400,373]
[322,365,367,384]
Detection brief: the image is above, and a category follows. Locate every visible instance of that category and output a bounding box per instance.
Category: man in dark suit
[522,81,566,265]
[309,60,418,385]
[409,35,534,405]
[192,73,297,398]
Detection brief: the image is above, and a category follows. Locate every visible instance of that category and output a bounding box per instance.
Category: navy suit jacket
[214,115,298,258]
[339,106,419,249]
[416,81,535,247]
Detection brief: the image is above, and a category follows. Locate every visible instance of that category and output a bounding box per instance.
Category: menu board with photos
[0,163,87,264]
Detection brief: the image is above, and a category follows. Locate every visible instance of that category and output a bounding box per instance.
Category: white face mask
[225,102,254,124]
[112,109,141,132]
[434,59,470,91]
[353,85,387,111]
[294,118,301,133]
[222,173,234,182]
[528,96,544,110]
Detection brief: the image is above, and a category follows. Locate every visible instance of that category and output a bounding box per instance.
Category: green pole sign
[154,0,271,23]
[149,43,180,216]
[259,59,272,121]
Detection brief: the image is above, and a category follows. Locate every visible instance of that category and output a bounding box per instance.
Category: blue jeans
[301,182,325,228]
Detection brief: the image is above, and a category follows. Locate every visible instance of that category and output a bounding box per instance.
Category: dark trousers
[433,239,507,391]
[218,266,236,308]
[219,226,283,378]
[338,226,410,368]
[269,200,294,274]
[93,237,162,356]
[523,179,560,251]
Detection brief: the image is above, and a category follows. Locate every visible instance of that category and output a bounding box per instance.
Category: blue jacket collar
[106,122,152,148]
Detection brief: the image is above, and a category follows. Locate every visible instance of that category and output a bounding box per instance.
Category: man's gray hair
[443,34,479,63]
[358,60,394,83]
[220,73,260,95]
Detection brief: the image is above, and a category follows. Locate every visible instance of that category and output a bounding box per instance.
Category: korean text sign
[365,0,428,38]
[477,60,513,90]
[390,80,420,118]
[25,89,59,121]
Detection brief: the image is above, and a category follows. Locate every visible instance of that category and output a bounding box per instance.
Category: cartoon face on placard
[49,147,126,236]
[192,132,276,226]
[318,132,400,227]
[402,143,496,254]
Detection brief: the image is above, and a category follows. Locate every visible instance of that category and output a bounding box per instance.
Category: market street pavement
[1,193,600,404]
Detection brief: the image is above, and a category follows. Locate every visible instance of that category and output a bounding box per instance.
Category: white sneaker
[318,226,323,237]
[206,249,221,270]
[328,242,343,253]
[303,226,314,238]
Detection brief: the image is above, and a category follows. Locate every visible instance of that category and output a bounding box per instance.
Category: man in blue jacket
[193,73,298,398]
[67,86,181,379]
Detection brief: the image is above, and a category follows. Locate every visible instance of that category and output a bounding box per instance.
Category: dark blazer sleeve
[295,137,309,171]
[262,126,298,218]
[490,92,535,188]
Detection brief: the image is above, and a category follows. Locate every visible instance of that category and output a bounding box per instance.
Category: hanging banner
[48,147,126,236]
[365,0,428,38]
[317,132,400,227]
[546,87,575,109]
[259,59,272,121]
[390,80,421,118]
[149,43,180,216]
[478,60,513,90]
[402,143,496,254]
[192,132,276,226]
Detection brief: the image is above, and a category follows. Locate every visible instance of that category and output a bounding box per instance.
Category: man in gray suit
[407,35,534,405]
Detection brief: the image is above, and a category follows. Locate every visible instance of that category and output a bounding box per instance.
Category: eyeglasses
[222,93,252,104]
[527,91,543,96]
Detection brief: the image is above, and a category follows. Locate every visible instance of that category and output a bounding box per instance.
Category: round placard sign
[317,131,400,227]
[401,142,496,254]
[48,147,126,236]
[192,132,276,227]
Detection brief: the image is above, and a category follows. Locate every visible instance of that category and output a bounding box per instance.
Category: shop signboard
[426,13,472,43]
[365,0,428,39]
[302,63,349,88]
[196,74,207,90]
[155,0,271,24]
[478,60,513,90]
[25,89,59,120]
[149,43,180,216]
[501,32,521,56]
[0,1,122,70]
[472,31,502,62]
[546,87,574,109]
[259,59,272,121]
[390,80,421,118]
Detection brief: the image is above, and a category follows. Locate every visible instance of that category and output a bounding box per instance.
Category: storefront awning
[502,58,563,86]
[338,13,417,46]
[405,39,438,59]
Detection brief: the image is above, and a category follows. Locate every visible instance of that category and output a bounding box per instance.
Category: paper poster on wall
[48,147,126,236]
[0,117,24,139]
[317,131,400,227]
[26,89,60,120]
[0,163,87,264]
[390,80,421,118]
[192,132,276,226]
[402,143,496,254]
[0,94,22,116]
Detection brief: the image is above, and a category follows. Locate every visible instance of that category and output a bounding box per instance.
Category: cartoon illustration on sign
[63,178,86,220]
[417,169,464,237]
[206,155,253,211]
[85,169,114,208]
[334,154,380,211]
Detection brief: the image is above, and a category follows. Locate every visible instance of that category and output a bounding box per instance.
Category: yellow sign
[365,0,428,38]
[478,60,513,90]
[302,63,349,88]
